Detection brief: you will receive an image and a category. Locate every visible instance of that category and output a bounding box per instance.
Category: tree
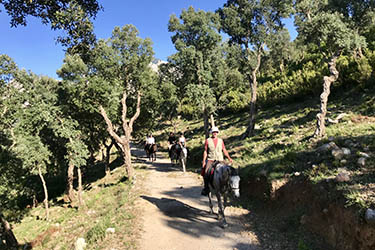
[98,25,154,179]
[168,6,223,138]
[218,0,292,138]
[1,0,101,53]
[59,25,155,180]
[294,0,367,137]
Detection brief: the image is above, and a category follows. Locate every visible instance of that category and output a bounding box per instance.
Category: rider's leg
[201,160,212,196]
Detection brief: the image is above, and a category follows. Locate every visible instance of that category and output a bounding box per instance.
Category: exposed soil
[132,146,333,250]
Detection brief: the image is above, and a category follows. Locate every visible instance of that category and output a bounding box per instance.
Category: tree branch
[99,105,122,144]
[129,91,142,133]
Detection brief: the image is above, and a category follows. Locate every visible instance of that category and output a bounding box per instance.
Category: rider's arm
[202,139,208,167]
[222,141,233,163]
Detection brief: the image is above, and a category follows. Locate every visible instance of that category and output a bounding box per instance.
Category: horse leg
[208,192,214,214]
[180,157,186,172]
[223,193,227,212]
[216,193,228,228]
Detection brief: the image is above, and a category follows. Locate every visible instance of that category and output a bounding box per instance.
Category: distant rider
[167,132,177,157]
[145,133,155,151]
[178,131,186,148]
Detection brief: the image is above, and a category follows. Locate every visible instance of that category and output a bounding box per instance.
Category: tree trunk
[243,47,262,139]
[122,137,133,178]
[38,166,49,220]
[66,161,75,203]
[99,90,141,181]
[203,111,209,139]
[210,114,215,128]
[104,139,115,176]
[77,167,84,208]
[0,213,18,248]
[314,55,339,137]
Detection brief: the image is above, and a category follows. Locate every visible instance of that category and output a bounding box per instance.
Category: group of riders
[144,126,233,196]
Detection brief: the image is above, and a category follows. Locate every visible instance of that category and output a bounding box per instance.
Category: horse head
[229,166,240,198]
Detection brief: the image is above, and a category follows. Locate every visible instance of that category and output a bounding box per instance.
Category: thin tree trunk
[210,114,215,128]
[203,111,209,139]
[0,213,18,248]
[38,166,49,220]
[66,161,75,203]
[314,55,339,137]
[77,167,83,208]
[243,46,262,138]
[105,139,114,176]
[99,90,141,180]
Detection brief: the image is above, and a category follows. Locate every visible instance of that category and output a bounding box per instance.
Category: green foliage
[337,55,373,86]
[219,89,250,112]
[168,6,222,123]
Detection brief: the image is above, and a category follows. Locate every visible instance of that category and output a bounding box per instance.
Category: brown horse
[145,144,157,162]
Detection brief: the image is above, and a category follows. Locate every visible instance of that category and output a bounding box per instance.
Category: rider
[145,133,155,151]
[201,126,232,196]
[178,131,186,148]
[167,132,177,157]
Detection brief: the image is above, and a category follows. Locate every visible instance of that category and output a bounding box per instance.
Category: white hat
[211,126,219,133]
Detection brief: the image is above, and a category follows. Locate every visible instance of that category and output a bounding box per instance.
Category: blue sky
[0,0,296,79]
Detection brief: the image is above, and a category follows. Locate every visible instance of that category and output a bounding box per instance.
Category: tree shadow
[140,195,258,249]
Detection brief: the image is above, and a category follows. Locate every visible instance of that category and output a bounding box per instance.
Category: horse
[206,162,240,228]
[170,144,188,172]
[145,143,157,162]
[169,143,179,165]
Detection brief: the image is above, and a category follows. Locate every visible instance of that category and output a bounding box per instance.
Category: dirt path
[133,146,259,250]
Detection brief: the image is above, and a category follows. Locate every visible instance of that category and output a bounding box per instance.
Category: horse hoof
[220,222,228,229]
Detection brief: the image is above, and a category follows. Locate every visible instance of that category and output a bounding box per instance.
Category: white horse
[207,163,240,228]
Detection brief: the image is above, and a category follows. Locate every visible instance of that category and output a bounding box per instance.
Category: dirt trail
[133,146,259,250]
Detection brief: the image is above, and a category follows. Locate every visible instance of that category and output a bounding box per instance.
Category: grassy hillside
[10,163,144,250]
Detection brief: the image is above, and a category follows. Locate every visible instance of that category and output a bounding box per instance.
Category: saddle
[205,161,221,184]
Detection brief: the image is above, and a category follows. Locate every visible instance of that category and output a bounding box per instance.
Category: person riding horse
[145,133,155,152]
[201,126,233,196]
[167,132,177,158]
[178,131,186,148]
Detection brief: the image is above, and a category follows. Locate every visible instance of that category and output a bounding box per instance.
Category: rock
[365,209,375,225]
[340,159,347,164]
[317,142,339,152]
[323,208,329,214]
[300,215,307,225]
[336,172,350,182]
[342,148,351,155]
[106,228,116,233]
[358,157,366,167]
[359,152,370,158]
[332,149,344,160]
[75,238,86,250]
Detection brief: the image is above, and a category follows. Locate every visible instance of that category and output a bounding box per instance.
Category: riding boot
[201,174,210,196]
